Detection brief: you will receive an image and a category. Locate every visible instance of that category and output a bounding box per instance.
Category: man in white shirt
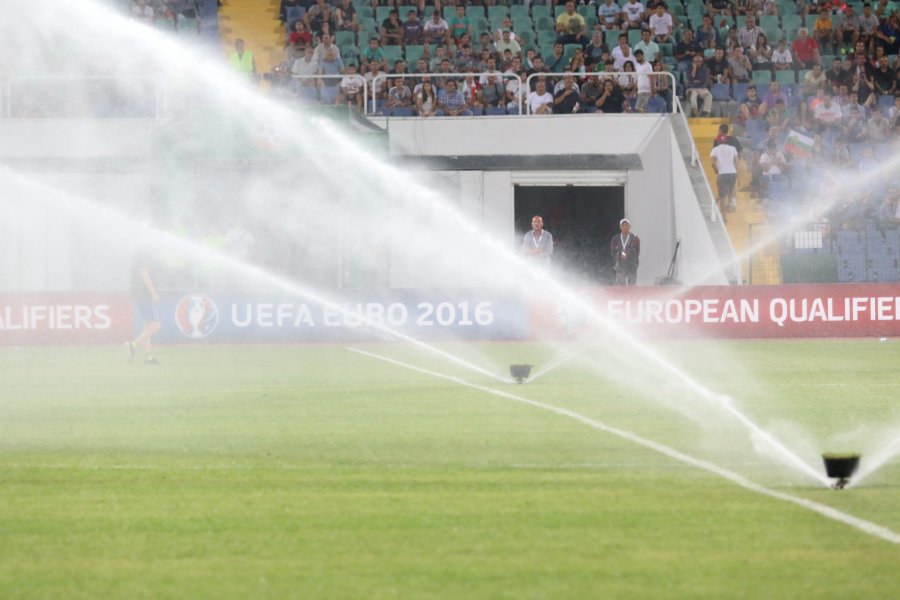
[597,0,622,31]
[527,79,554,114]
[521,215,553,271]
[622,0,645,31]
[813,94,842,133]
[648,4,674,43]
[633,50,654,111]
[611,34,637,70]
[710,133,740,219]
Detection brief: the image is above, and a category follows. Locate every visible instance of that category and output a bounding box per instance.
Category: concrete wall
[388,115,727,287]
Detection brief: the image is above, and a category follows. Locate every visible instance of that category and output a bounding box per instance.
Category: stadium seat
[759,15,779,31]
[563,43,581,61]
[535,16,555,32]
[577,5,593,18]
[383,45,403,64]
[513,17,534,34]
[400,6,417,17]
[532,6,551,21]
[753,70,773,85]
[554,6,567,18]
[320,86,340,104]
[356,7,374,20]
[286,6,304,25]
[466,6,486,20]
[711,83,732,101]
[404,44,423,64]
[470,17,489,34]
[775,70,796,85]
[604,29,623,47]
[335,31,356,47]
[488,6,508,20]
[510,5,529,20]
[628,29,642,47]
[781,15,802,32]
[646,96,668,113]
[518,30,535,46]
[490,16,506,30]
[376,7,393,23]
[732,82,750,101]
[442,7,454,21]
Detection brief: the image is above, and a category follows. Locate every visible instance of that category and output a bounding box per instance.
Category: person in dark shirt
[825,57,851,94]
[402,9,424,45]
[610,218,640,285]
[553,71,582,113]
[381,10,403,47]
[706,47,731,83]
[595,78,626,113]
[127,249,162,365]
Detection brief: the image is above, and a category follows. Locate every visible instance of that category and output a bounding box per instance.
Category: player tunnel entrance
[514,185,625,285]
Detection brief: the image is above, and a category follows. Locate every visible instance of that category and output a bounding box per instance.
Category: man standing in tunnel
[611,218,640,285]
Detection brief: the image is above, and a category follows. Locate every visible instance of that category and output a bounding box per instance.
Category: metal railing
[288,73,369,110]
[369,72,523,116]
[524,71,677,114]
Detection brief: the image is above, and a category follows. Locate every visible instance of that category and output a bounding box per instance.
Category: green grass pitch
[1,339,899,598]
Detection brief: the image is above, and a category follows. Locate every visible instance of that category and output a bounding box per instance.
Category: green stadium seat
[510,6,529,20]
[753,70,773,85]
[604,29,623,47]
[765,28,785,43]
[376,7,393,23]
[383,45,403,64]
[488,6,508,20]
[400,6,417,17]
[805,15,817,30]
[554,6,567,18]
[577,5,592,18]
[518,30,535,46]
[335,31,356,47]
[513,18,534,35]
[538,30,557,46]
[490,16,506,31]
[405,44,424,64]
[531,6,551,21]
[628,29,642,47]
[442,7,455,21]
[535,15,555,32]
[563,43,581,61]
[781,15,802,31]
[470,17,489,34]
[760,15,779,30]
[775,70,796,84]
[466,6,486,20]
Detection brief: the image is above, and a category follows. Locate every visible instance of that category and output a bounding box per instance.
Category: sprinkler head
[822,454,861,490]
[509,364,532,384]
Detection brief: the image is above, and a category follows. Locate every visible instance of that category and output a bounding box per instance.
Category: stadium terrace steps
[219,0,283,75]
[689,116,782,285]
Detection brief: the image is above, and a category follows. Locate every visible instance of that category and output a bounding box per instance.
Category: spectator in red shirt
[791,28,821,70]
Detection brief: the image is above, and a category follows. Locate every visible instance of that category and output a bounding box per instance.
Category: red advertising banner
[3,284,900,345]
[0,292,132,345]
[531,283,900,339]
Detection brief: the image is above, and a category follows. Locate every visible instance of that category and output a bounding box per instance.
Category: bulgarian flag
[783,129,814,159]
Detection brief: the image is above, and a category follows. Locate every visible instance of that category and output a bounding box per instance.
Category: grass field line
[346,347,900,546]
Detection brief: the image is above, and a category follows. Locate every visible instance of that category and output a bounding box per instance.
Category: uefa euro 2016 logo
[175,294,219,338]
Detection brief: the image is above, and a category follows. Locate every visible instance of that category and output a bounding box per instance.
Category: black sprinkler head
[509,364,532,384]
[822,454,861,490]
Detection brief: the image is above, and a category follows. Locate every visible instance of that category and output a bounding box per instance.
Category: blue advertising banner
[151,289,529,343]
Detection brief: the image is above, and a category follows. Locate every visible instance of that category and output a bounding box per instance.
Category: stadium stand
[116,0,900,283]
